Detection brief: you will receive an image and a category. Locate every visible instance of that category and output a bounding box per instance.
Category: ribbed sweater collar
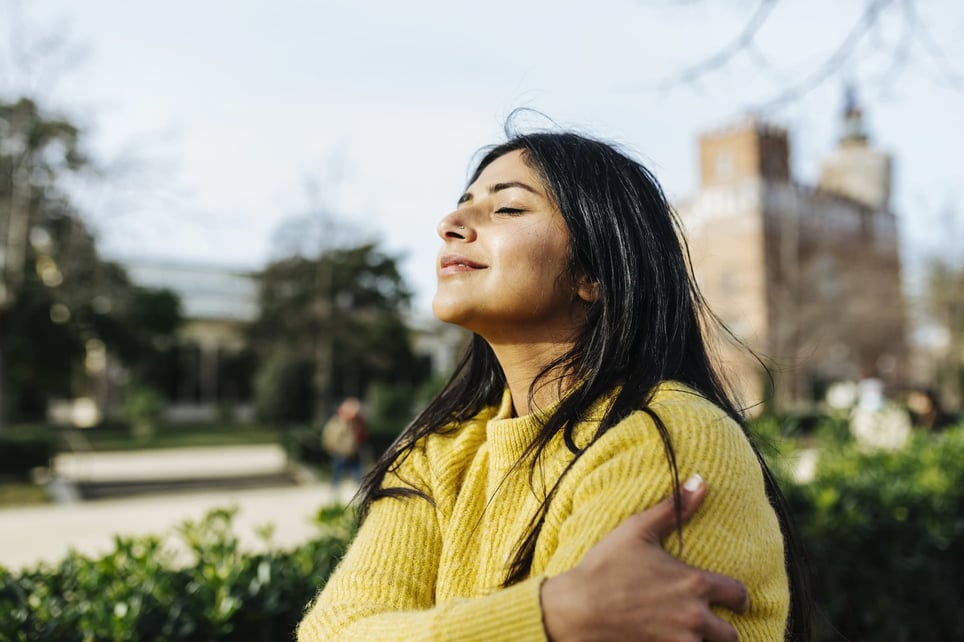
[484,389,555,471]
[484,387,615,472]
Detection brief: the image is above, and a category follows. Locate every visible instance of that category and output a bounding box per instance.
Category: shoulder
[584,382,750,465]
[562,382,769,520]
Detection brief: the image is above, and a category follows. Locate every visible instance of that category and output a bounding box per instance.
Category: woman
[298,130,809,641]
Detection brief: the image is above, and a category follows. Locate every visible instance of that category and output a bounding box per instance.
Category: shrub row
[784,425,964,641]
[1,426,961,641]
[0,427,57,480]
[0,507,353,642]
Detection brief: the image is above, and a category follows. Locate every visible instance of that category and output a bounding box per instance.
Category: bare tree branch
[866,0,915,98]
[659,0,779,91]
[911,1,964,90]
[639,0,964,110]
[744,42,785,85]
[0,0,88,98]
[755,0,893,110]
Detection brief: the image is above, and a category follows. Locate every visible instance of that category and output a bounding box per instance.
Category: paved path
[0,445,358,571]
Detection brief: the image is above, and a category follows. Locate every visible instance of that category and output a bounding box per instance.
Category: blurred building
[677,95,907,411]
[123,259,258,422]
[122,259,467,422]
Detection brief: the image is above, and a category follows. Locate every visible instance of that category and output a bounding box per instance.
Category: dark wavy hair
[357,129,811,640]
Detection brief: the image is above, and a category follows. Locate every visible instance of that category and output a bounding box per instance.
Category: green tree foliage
[0,97,182,423]
[0,426,57,479]
[249,242,424,423]
[252,352,315,425]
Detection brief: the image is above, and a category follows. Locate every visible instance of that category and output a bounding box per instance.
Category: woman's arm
[538,397,790,641]
[542,475,748,642]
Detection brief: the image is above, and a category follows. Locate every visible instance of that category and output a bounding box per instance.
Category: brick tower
[677,104,906,412]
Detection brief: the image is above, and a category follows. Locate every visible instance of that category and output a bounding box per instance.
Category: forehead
[470,150,545,191]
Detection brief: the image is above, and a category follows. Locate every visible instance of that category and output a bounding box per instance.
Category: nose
[437,210,476,241]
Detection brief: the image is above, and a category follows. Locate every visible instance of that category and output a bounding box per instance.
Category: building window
[716,151,734,181]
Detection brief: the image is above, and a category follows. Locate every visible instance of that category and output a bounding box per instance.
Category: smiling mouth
[439,254,487,275]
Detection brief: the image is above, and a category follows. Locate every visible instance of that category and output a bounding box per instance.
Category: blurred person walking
[321,397,368,485]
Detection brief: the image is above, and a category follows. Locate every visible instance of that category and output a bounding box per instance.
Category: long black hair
[357,129,811,640]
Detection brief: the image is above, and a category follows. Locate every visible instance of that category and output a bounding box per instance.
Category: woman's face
[432,149,591,343]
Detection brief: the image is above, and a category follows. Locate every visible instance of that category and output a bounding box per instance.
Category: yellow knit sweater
[297,383,789,641]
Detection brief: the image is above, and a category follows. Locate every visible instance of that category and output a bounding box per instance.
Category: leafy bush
[749,411,850,449]
[782,424,964,641]
[0,427,57,480]
[365,382,417,437]
[3,424,962,641]
[253,354,315,424]
[122,385,165,441]
[0,506,354,642]
[281,425,325,466]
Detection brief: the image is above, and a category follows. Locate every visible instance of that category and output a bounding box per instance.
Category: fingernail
[683,473,704,492]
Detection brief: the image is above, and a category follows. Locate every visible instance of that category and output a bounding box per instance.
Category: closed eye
[495,207,525,215]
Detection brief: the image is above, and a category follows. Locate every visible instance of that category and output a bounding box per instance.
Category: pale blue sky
[4,0,963,312]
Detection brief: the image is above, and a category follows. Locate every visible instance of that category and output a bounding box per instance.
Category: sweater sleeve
[296,444,549,642]
[539,394,789,641]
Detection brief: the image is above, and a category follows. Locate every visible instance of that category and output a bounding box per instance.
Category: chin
[431,296,475,330]
[431,296,459,324]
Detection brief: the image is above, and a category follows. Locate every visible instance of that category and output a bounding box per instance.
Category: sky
[3,0,963,314]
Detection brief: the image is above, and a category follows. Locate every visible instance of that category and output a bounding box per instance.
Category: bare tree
[267,166,376,422]
[644,0,964,110]
[0,0,88,100]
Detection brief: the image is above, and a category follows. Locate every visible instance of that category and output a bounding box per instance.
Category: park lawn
[77,422,282,451]
[0,480,49,506]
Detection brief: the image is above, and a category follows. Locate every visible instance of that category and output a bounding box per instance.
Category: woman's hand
[540,475,748,642]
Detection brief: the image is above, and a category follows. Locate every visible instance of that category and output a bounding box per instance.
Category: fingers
[636,473,707,542]
[677,473,707,522]
[704,569,750,614]
[700,610,740,642]
[683,571,749,641]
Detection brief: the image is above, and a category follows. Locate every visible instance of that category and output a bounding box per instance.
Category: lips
[439,253,487,276]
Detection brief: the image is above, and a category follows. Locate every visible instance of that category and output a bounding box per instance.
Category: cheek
[535,225,572,281]
[515,229,573,299]
[502,231,559,278]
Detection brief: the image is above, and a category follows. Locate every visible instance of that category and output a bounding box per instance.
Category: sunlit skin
[432,150,596,416]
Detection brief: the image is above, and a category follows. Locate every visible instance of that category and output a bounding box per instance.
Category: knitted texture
[297,383,789,641]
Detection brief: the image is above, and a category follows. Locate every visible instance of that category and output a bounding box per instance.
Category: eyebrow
[458,181,541,205]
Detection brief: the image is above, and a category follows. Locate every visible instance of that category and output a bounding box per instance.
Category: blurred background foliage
[248,242,426,424]
[0,97,183,426]
[0,95,435,443]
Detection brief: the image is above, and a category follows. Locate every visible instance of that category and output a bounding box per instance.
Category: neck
[488,339,576,417]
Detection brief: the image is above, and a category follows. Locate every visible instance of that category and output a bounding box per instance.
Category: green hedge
[2,426,962,641]
[0,427,57,479]
[0,506,353,642]
[784,425,964,641]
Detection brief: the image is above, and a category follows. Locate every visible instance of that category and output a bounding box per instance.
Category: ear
[574,275,600,304]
